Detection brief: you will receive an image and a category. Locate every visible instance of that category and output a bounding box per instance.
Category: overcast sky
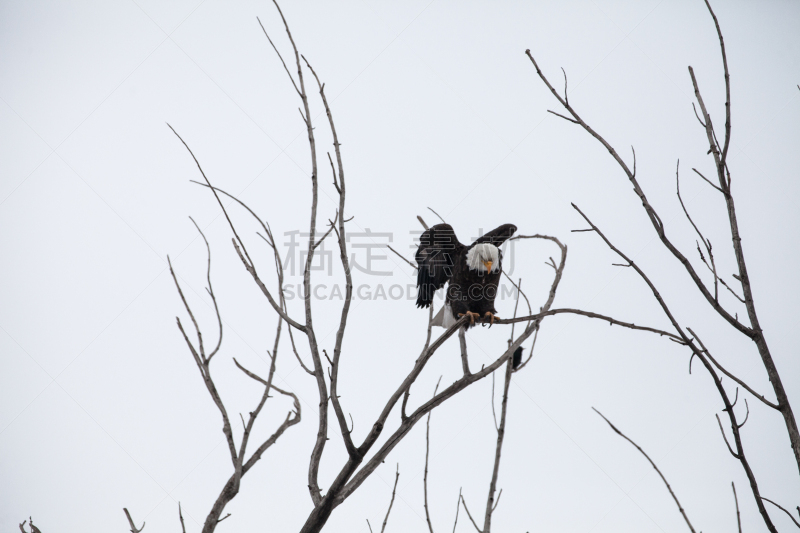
[2,1,799,532]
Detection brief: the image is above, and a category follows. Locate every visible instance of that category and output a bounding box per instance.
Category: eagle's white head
[466,243,500,273]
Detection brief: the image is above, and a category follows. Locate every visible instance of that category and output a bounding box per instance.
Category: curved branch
[761,497,800,529]
[594,409,697,533]
[123,509,145,533]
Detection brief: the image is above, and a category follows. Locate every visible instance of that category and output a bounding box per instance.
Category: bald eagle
[416,223,517,328]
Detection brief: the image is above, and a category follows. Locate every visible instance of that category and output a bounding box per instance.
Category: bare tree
[194,4,588,532]
[525,0,798,531]
[166,208,301,532]
[114,2,797,532]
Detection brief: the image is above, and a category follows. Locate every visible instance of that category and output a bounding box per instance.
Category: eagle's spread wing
[471,223,517,247]
[415,223,464,308]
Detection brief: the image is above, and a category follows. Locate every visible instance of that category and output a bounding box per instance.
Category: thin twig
[676,160,719,303]
[459,329,471,376]
[257,17,300,95]
[490,372,499,433]
[428,207,446,224]
[179,503,186,533]
[687,327,777,410]
[387,245,417,270]
[732,483,741,533]
[692,167,723,193]
[452,489,462,533]
[460,494,482,533]
[123,509,145,533]
[380,465,400,533]
[716,413,740,459]
[483,352,513,532]
[593,409,696,533]
[761,497,800,529]
[424,378,443,533]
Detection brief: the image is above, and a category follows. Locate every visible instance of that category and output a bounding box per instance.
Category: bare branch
[716,413,740,459]
[490,372,499,433]
[593,409,696,533]
[496,307,683,342]
[424,378,442,533]
[257,17,300,95]
[702,0,731,165]
[761,497,800,529]
[737,399,750,429]
[380,465,400,533]
[547,109,580,124]
[692,167,724,193]
[483,353,513,532]
[458,329,471,376]
[502,276,530,342]
[123,509,145,533]
[313,221,337,251]
[428,207,446,224]
[405,304,436,421]
[513,325,539,373]
[387,244,417,270]
[460,494,482,533]
[527,49,753,336]
[188,217,223,361]
[303,52,359,461]
[452,489,462,533]
[179,503,186,533]
[187,181,306,333]
[676,160,719,303]
[168,125,252,270]
[732,483,741,533]
[687,327,778,410]
[691,102,707,128]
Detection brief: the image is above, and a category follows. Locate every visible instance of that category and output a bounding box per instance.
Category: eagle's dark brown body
[415,223,516,328]
[446,250,503,319]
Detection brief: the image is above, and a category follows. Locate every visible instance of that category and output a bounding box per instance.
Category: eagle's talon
[484,312,497,327]
[458,311,480,325]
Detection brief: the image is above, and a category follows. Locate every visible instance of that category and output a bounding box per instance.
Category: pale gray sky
[1,1,799,532]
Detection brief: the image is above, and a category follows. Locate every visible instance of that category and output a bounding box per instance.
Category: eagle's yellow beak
[483,260,493,272]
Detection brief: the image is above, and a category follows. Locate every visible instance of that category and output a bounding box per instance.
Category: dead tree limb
[761,497,800,529]
[179,503,186,533]
[123,509,145,533]
[424,378,443,533]
[482,352,513,532]
[380,465,400,533]
[593,409,697,533]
